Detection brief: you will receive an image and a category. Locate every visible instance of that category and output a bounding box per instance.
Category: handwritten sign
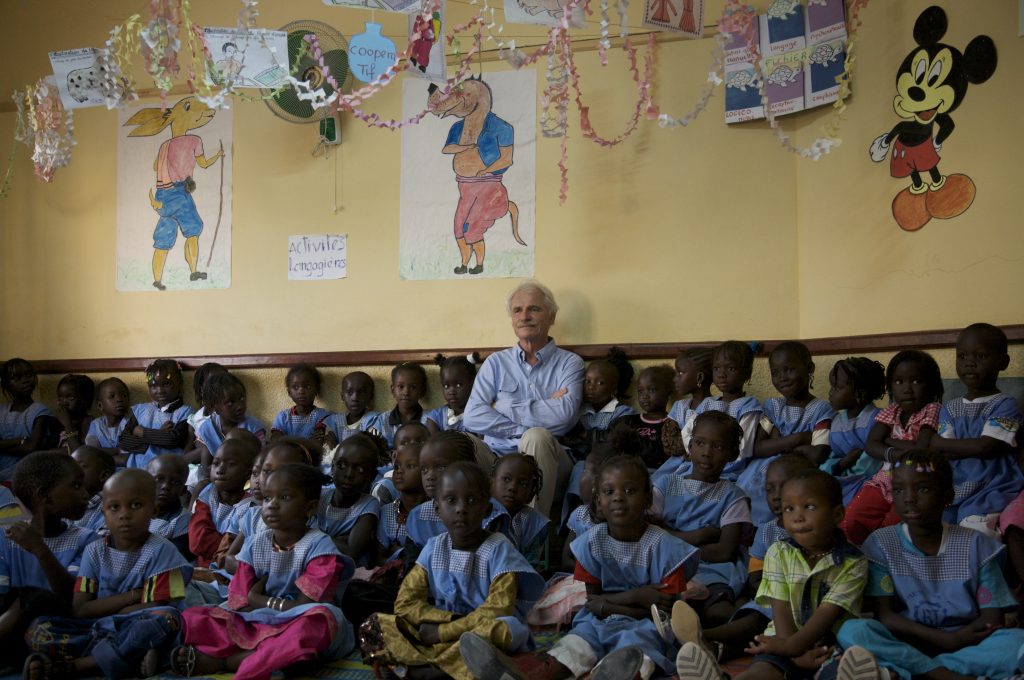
[288,234,347,280]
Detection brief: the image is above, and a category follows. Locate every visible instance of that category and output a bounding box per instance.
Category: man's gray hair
[506,279,559,316]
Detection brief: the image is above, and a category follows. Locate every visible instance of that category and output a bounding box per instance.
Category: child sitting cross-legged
[833,450,1024,680]
[24,469,192,680]
[463,455,701,680]
[175,464,355,680]
[678,469,867,680]
[361,462,544,680]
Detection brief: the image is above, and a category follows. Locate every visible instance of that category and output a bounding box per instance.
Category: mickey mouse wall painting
[869,6,997,232]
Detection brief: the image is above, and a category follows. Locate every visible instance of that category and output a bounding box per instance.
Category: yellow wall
[0,0,1019,364]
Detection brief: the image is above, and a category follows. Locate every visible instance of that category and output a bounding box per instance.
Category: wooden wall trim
[24,324,1024,374]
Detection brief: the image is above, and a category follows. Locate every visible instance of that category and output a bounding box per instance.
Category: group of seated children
[1,321,1023,680]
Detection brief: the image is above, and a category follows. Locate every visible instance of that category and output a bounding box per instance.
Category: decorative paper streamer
[656,31,726,127]
[21,77,77,183]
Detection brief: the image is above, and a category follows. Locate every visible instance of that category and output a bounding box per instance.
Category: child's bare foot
[22,653,72,680]
[170,645,227,677]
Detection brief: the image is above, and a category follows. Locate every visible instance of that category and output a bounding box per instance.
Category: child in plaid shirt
[677,469,866,680]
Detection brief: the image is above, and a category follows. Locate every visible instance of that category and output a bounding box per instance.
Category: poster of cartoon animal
[399,70,535,280]
[868,5,997,232]
[116,97,232,291]
[642,0,704,38]
[48,48,106,109]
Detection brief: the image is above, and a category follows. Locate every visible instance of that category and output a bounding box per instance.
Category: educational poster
[399,70,536,280]
[116,97,232,292]
[724,25,763,123]
[48,48,105,109]
[203,28,289,88]
[867,6,997,232]
[323,0,419,11]
[643,0,705,38]
[406,2,446,83]
[763,51,804,116]
[503,0,585,28]
[760,0,805,56]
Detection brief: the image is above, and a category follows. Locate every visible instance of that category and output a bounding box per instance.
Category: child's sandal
[21,654,72,680]
[170,645,197,677]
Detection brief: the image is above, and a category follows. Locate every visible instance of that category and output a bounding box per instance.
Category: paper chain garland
[5,0,872,198]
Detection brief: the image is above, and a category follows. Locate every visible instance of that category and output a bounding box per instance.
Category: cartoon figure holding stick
[124,97,224,290]
[427,77,526,276]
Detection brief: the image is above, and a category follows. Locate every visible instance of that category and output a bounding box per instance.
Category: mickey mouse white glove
[869,134,890,162]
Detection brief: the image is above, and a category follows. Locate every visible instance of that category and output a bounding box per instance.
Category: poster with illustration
[868,6,997,232]
[48,48,106,109]
[203,28,289,88]
[116,97,232,291]
[724,25,763,123]
[643,0,704,37]
[399,70,536,280]
[503,0,585,28]
[406,1,446,83]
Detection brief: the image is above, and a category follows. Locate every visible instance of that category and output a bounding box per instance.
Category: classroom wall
[0,1,1020,364]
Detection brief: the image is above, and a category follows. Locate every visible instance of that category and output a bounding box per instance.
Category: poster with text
[399,70,536,280]
[116,97,232,292]
[203,28,289,88]
[48,48,106,109]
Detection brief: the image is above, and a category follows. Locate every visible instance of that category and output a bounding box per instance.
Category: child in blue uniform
[464,454,700,680]
[270,363,331,443]
[0,358,53,480]
[324,371,378,449]
[377,440,427,561]
[177,464,354,680]
[656,411,751,629]
[372,423,426,505]
[0,452,93,661]
[423,353,480,435]
[930,323,1022,537]
[363,462,544,680]
[563,348,635,460]
[119,359,194,470]
[491,454,549,569]
[669,348,714,432]
[367,363,428,449]
[147,454,192,560]
[25,469,191,680]
[71,446,115,534]
[745,341,834,524]
[54,373,95,453]
[85,378,130,456]
[194,372,266,477]
[319,435,381,566]
[189,439,256,567]
[820,357,886,504]
[836,450,1024,680]
[679,342,762,478]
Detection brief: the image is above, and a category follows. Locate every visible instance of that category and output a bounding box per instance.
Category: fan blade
[272,85,315,120]
[322,49,350,90]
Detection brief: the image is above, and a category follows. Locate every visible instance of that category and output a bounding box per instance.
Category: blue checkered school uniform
[230,528,354,656]
[655,476,751,596]
[75,493,107,534]
[937,394,1023,521]
[821,405,881,504]
[668,398,699,430]
[737,397,834,524]
[568,524,700,675]
[579,399,635,433]
[0,523,98,594]
[195,413,267,458]
[839,524,1024,679]
[418,531,544,652]
[126,402,195,469]
[377,499,411,560]
[689,395,765,478]
[736,519,789,620]
[365,407,422,449]
[422,406,468,432]
[508,507,550,568]
[150,506,191,541]
[0,402,53,477]
[85,416,128,450]
[323,412,379,444]
[316,488,381,564]
[567,504,599,537]
[271,406,332,439]
[406,498,510,549]
[196,484,252,535]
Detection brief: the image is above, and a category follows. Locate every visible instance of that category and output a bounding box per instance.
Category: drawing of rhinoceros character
[766,65,799,87]
[766,0,799,20]
[809,43,842,67]
[727,70,757,91]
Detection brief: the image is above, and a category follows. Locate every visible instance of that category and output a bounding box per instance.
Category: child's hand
[662,420,684,457]
[949,620,998,650]
[418,623,441,645]
[161,421,173,429]
[248,574,268,600]
[55,405,73,430]
[793,646,831,670]
[835,449,862,473]
[632,584,674,610]
[133,425,146,437]
[5,522,46,555]
[745,634,790,657]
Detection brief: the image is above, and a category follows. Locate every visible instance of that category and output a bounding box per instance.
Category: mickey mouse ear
[963,35,997,85]
[913,5,947,47]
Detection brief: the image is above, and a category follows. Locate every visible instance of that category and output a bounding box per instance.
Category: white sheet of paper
[203,28,290,89]
[323,0,419,12]
[288,235,348,280]
[503,0,585,28]
[49,48,106,109]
